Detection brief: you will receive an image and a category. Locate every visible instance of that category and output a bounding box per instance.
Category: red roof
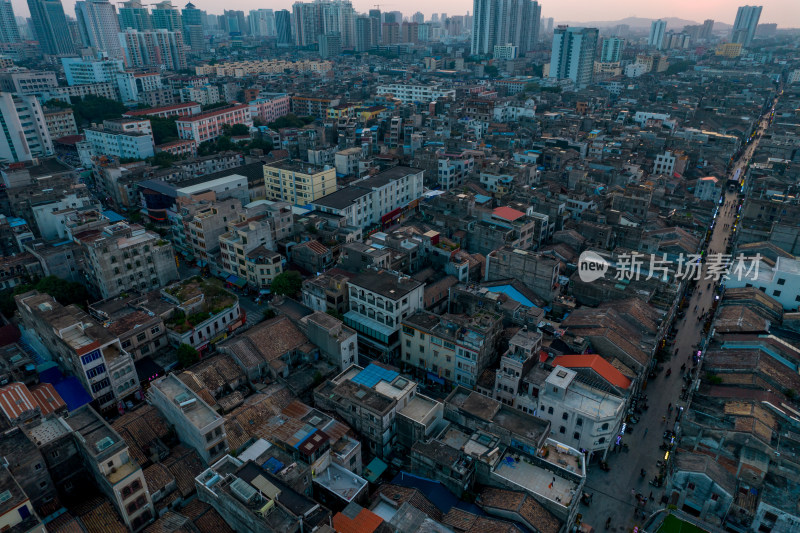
[175,104,249,123]
[552,354,632,389]
[332,508,383,533]
[124,102,200,117]
[493,206,525,222]
[0,383,38,420]
[30,383,66,416]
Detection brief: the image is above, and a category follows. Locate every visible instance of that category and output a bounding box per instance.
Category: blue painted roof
[351,363,398,388]
[474,194,492,204]
[7,217,26,228]
[39,367,92,411]
[263,457,284,474]
[486,285,537,308]
[103,210,126,223]
[391,472,485,516]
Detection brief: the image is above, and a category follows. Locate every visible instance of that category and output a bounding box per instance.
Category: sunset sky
[9,0,797,26]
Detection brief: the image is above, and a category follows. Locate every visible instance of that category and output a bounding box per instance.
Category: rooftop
[65,404,125,460]
[313,462,368,502]
[265,159,328,174]
[151,374,222,431]
[350,270,423,300]
[493,451,577,510]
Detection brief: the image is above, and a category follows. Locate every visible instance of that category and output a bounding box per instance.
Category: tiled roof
[46,512,83,533]
[143,463,174,494]
[442,507,478,531]
[29,383,66,416]
[237,315,310,363]
[478,487,561,533]
[333,507,383,533]
[376,485,442,522]
[164,446,205,497]
[192,505,234,533]
[77,500,127,533]
[552,354,632,389]
[0,382,37,420]
[492,206,525,222]
[143,511,191,533]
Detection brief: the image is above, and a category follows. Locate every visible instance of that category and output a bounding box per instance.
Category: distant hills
[556,16,733,31]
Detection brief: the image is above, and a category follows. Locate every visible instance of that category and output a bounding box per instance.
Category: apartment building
[248,93,291,124]
[0,69,58,95]
[301,272,350,314]
[0,464,45,531]
[83,118,155,160]
[43,108,78,140]
[148,374,228,463]
[66,405,154,530]
[310,166,424,229]
[315,363,417,457]
[401,310,503,389]
[244,245,284,289]
[375,83,456,103]
[119,28,187,71]
[492,327,542,406]
[290,95,338,117]
[176,104,252,143]
[179,84,220,106]
[16,291,140,411]
[486,246,561,302]
[174,197,242,263]
[74,222,178,299]
[61,57,123,85]
[534,366,626,460]
[0,92,53,163]
[345,269,424,358]
[263,159,337,205]
[123,101,201,119]
[219,216,278,280]
[88,294,168,361]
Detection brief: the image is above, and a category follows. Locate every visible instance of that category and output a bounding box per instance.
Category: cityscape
[0,1,797,532]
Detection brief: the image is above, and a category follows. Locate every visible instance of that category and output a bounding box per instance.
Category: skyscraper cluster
[292,0,356,48]
[471,0,541,55]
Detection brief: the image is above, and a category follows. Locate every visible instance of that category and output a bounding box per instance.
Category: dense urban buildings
[0,3,795,533]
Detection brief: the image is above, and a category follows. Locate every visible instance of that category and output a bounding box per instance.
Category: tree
[147,116,179,145]
[0,276,91,317]
[271,270,302,297]
[149,151,177,168]
[261,309,277,322]
[70,95,128,125]
[228,123,250,136]
[268,114,315,130]
[176,343,200,368]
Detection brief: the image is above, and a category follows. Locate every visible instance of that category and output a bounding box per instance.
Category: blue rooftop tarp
[487,285,537,308]
[103,210,126,223]
[263,457,284,474]
[39,367,92,411]
[351,363,398,388]
[474,194,492,204]
[8,217,27,228]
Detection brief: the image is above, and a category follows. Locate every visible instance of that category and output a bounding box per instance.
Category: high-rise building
[732,5,762,47]
[0,93,53,162]
[600,37,623,62]
[355,15,378,51]
[318,32,341,58]
[27,0,75,55]
[181,2,203,49]
[119,28,187,70]
[292,0,355,48]
[701,19,714,39]
[117,0,152,31]
[222,9,246,35]
[471,0,540,55]
[75,0,124,60]
[275,9,292,44]
[368,8,381,41]
[151,0,181,32]
[249,9,276,37]
[0,1,20,43]
[549,26,598,88]
[411,11,424,24]
[181,2,202,27]
[648,19,666,49]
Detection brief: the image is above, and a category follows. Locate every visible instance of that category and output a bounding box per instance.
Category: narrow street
[578,102,775,532]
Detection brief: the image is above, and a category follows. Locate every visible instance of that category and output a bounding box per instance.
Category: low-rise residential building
[160,277,242,352]
[123,101,202,119]
[291,239,333,274]
[694,176,722,202]
[89,294,168,361]
[148,373,228,463]
[345,269,425,359]
[375,83,456,103]
[176,104,252,143]
[724,256,800,311]
[43,107,78,140]
[492,327,542,407]
[66,405,154,530]
[248,93,291,124]
[263,159,337,205]
[0,451,46,531]
[179,84,220,106]
[16,291,140,412]
[486,247,561,302]
[300,311,358,371]
[310,166,424,229]
[83,120,155,160]
[301,272,350,314]
[73,222,178,300]
[315,363,417,457]
[401,310,503,389]
[244,245,284,289]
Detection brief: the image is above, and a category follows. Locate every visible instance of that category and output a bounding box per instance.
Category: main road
[577,95,777,532]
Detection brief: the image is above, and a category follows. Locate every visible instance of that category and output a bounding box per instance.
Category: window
[562,412,569,420]
[602,423,609,430]
[711,493,719,501]
[773,290,781,297]
[688,482,695,490]
[559,426,565,434]
[576,417,583,426]
[34,463,42,471]
[136,332,147,342]
[574,432,580,440]
[777,278,786,285]
[548,407,553,414]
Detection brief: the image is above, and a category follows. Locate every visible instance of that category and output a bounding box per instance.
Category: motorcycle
[666,368,672,377]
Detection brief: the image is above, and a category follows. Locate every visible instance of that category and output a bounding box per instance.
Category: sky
[9,0,797,26]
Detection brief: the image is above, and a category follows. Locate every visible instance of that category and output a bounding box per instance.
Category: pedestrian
[631,489,636,497]
[644,427,648,437]
[662,415,666,424]
[649,491,653,501]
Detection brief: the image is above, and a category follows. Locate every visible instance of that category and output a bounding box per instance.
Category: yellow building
[263,159,337,205]
[327,103,357,120]
[716,43,742,58]
[357,105,386,122]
